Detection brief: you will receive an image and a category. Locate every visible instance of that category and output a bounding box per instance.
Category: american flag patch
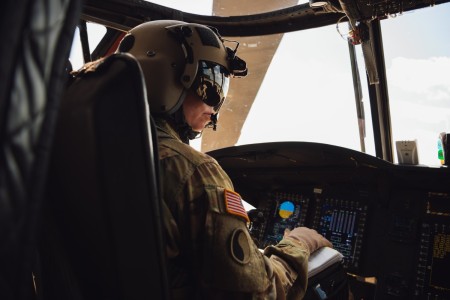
[224,189,249,222]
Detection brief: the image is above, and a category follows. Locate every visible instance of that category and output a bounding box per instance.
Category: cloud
[387,56,450,107]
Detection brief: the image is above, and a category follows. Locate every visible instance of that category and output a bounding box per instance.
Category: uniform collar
[155,118,182,142]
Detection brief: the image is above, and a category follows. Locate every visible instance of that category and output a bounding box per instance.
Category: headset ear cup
[118,35,135,52]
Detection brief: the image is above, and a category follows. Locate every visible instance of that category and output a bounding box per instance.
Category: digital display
[426,192,450,217]
[313,198,367,270]
[416,223,450,298]
[254,192,309,248]
[430,231,450,288]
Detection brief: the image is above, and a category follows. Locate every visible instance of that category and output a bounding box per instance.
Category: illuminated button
[279,201,295,219]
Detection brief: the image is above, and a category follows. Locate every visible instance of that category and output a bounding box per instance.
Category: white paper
[307,247,344,278]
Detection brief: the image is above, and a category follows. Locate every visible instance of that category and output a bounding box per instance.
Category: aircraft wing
[201,0,299,152]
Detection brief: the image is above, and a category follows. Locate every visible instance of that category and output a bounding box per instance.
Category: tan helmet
[117,20,247,115]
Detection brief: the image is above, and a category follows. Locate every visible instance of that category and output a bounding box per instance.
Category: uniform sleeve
[265,239,310,300]
[201,185,272,294]
[162,158,310,299]
[190,162,310,299]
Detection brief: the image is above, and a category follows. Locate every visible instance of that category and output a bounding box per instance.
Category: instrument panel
[208,142,450,299]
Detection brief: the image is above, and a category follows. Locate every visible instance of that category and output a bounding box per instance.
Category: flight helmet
[117,20,247,118]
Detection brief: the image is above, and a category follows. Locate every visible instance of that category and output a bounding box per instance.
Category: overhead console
[208,142,450,299]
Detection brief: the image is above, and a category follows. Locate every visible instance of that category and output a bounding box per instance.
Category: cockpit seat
[39,53,169,300]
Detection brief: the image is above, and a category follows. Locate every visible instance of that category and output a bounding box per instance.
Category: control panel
[209,141,450,299]
[415,192,450,299]
[312,197,367,270]
[249,192,310,249]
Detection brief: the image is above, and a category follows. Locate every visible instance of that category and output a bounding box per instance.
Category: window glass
[237,24,375,155]
[69,23,107,71]
[147,0,306,16]
[381,3,450,166]
[149,0,212,14]
[145,1,374,154]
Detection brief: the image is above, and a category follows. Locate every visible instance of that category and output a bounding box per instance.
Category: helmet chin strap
[206,100,223,131]
[167,107,201,143]
[172,94,221,143]
[209,113,218,131]
[187,113,217,142]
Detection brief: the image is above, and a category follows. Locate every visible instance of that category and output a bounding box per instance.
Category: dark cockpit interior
[208,142,450,299]
[1,0,450,299]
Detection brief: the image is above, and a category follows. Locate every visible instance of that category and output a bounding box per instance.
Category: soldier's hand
[284,227,332,253]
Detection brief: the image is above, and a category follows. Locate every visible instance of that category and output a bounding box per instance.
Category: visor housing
[193,61,230,111]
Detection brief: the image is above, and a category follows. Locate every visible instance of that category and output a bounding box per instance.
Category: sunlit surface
[382,3,450,166]
[147,0,306,16]
[69,1,449,166]
[69,24,106,70]
[237,24,375,157]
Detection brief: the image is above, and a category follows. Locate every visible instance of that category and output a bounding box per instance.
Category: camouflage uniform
[156,119,310,300]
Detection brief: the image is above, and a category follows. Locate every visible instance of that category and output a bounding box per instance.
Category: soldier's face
[183,90,216,132]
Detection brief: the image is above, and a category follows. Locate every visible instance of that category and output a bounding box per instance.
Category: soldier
[117,20,332,299]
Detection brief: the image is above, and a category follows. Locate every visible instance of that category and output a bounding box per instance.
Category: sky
[236,3,450,166]
[71,1,450,166]
[381,4,450,165]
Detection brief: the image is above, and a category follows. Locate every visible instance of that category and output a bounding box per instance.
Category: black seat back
[0,0,81,299]
[40,53,169,300]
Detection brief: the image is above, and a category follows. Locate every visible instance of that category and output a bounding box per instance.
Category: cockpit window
[70,1,450,167]
[148,0,307,16]
[237,24,375,157]
[382,3,450,166]
[69,23,107,70]
[147,0,377,156]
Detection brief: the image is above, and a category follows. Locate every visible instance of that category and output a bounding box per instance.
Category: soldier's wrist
[263,238,310,273]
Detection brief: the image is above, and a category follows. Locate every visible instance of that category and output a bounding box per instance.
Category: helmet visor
[193,61,230,111]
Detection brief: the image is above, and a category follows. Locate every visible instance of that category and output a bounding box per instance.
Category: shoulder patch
[229,229,251,264]
[224,189,249,222]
